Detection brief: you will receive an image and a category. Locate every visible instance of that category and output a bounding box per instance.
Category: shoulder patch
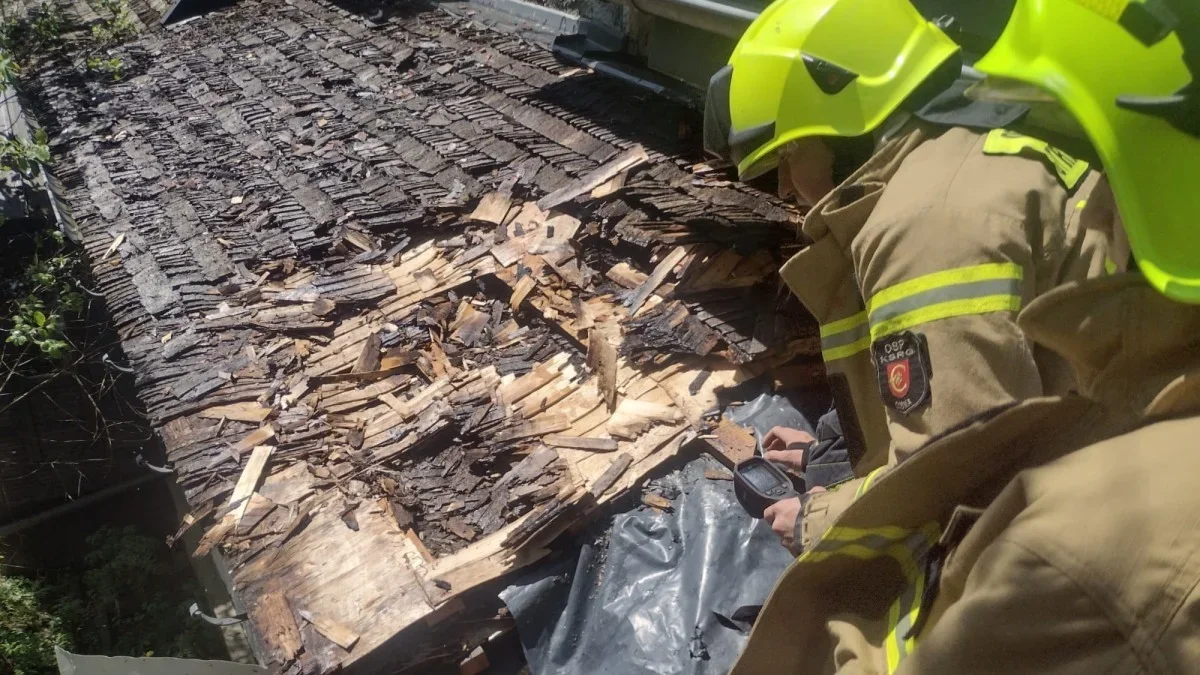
[982,129,1090,191]
[873,331,931,415]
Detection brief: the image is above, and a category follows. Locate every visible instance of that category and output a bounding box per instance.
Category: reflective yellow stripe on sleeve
[885,555,926,671]
[855,466,887,497]
[820,309,870,361]
[867,263,1024,340]
[799,521,942,673]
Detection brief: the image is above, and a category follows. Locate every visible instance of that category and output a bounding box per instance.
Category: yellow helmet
[704,0,962,180]
[975,0,1200,302]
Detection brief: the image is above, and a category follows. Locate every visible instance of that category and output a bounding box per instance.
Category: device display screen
[742,463,781,492]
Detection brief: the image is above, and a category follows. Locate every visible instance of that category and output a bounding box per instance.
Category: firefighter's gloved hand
[764,487,827,555]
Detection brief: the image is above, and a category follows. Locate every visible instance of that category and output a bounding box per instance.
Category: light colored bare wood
[238,493,278,534]
[232,424,276,455]
[516,370,579,418]
[541,214,582,243]
[605,399,683,439]
[587,329,619,412]
[509,275,537,311]
[193,514,236,558]
[460,646,490,675]
[371,376,451,427]
[468,191,512,224]
[231,446,274,523]
[590,170,628,198]
[649,358,742,426]
[490,238,527,268]
[642,493,672,510]
[605,262,649,289]
[378,392,407,418]
[322,375,410,414]
[537,144,648,210]
[508,201,547,231]
[493,414,571,442]
[235,500,435,671]
[544,435,618,451]
[497,353,568,406]
[405,528,434,564]
[300,609,361,651]
[413,268,438,291]
[712,419,758,465]
[252,581,302,664]
[626,246,688,314]
[198,403,273,423]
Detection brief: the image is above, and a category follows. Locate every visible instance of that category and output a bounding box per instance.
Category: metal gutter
[623,0,758,40]
[0,84,80,243]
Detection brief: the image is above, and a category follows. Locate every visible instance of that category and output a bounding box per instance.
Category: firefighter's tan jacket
[781,125,1106,477]
[733,274,1200,674]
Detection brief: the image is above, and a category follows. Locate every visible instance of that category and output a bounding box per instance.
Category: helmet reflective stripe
[720,0,962,179]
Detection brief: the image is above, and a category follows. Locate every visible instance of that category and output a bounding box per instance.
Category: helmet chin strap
[1114,0,1200,138]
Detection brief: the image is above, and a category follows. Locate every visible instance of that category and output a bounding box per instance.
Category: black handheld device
[733,457,799,519]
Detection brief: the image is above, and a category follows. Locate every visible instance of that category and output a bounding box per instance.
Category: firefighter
[704,0,1110,553]
[733,0,1200,671]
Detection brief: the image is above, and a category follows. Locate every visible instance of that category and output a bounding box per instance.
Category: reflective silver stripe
[809,531,909,556]
[869,277,1023,326]
[820,321,871,351]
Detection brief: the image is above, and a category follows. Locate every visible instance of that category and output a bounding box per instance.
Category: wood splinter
[544,435,618,452]
[299,609,361,651]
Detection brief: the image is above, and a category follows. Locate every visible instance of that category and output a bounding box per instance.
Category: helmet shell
[976,0,1199,302]
[726,0,961,179]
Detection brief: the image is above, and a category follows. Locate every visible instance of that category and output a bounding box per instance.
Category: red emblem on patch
[887,360,910,399]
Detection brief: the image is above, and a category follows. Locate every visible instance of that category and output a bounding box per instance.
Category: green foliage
[3,226,81,360]
[86,55,123,80]
[0,50,19,86]
[0,2,82,371]
[0,528,226,671]
[0,128,52,175]
[28,2,67,46]
[0,1,67,61]
[0,556,72,675]
[55,527,226,659]
[90,0,136,45]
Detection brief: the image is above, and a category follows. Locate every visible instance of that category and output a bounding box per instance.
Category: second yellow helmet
[708,0,962,179]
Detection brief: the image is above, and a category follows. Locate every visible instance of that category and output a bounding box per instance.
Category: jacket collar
[1019,273,1200,417]
[798,127,929,249]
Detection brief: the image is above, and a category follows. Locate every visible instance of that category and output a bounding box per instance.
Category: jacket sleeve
[893,537,1131,675]
[851,131,1109,465]
[795,476,873,554]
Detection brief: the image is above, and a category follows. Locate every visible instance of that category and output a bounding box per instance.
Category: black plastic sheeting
[500,455,796,675]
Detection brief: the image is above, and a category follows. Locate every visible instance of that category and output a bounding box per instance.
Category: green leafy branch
[0,0,67,63]
[5,239,82,359]
[85,55,123,80]
[90,0,136,45]
[0,50,18,86]
[0,128,52,175]
[0,553,72,675]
